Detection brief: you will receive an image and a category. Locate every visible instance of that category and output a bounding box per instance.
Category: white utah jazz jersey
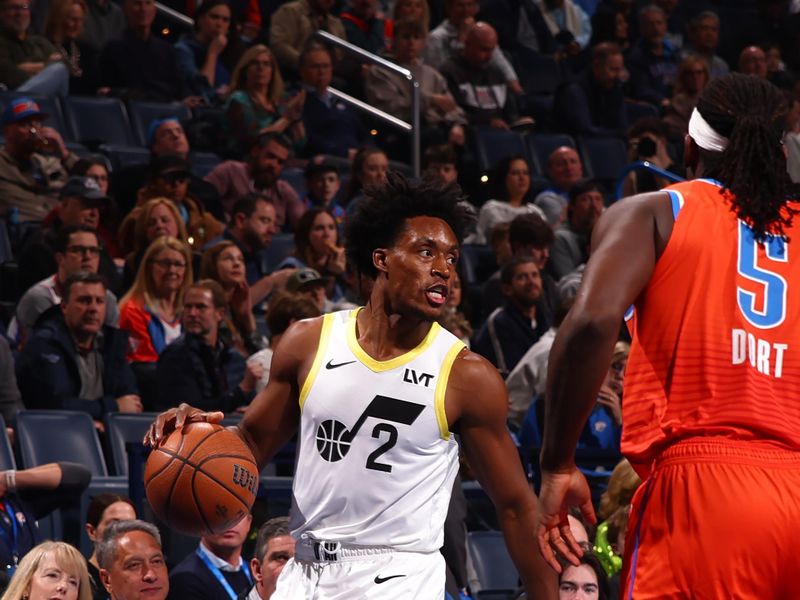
[289,308,465,553]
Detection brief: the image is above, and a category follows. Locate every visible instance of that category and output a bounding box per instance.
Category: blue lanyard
[0,501,19,572]
[195,547,252,600]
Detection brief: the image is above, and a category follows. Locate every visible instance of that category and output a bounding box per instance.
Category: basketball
[144,422,259,536]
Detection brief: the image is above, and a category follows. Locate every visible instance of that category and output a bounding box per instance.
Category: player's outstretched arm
[538,191,672,570]
[452,350,558,599]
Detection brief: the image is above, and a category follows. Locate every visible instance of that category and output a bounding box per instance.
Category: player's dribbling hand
[144,403,224,448]
[536,468,596,573]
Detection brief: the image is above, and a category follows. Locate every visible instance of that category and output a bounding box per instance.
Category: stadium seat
[526,133,576,176]
[476,592,515,600]
[127,100,192,147]
[0,415,16,471]
[624,99,659,125]
[460,244,497,286]
[281,167,307,199]
[474,129,527,173]
[577,136,629,188]
[468,531,519,592]
[64,97,135,148]
[99,144,150,172]
[0,219,11,263]
[190,151,222,177]
[104,412,159,477]
[267,232,296,270]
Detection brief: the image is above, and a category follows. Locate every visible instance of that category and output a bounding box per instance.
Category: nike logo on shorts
[374,574,405,584]
[325,359,356,369]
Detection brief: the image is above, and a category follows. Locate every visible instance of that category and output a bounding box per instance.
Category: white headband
[688,108,729,152]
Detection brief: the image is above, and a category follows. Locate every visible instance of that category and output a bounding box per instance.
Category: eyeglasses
[66,245,101,256]
[159,172,190,185]
[150,259,187,270]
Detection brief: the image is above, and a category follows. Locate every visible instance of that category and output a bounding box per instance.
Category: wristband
[5,470,16,493]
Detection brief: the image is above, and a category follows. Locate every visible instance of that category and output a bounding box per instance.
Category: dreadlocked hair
[344,172,476,279]
[696,73,800,240]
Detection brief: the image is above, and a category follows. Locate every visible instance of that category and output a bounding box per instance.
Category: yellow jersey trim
[346,308,443,373]
[434,341,465,440]
[299,313,335,411]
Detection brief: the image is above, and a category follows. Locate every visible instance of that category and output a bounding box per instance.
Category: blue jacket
[301,89,367,158]
[15,317,138,418]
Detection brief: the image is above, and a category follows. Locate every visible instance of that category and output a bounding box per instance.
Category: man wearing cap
[284,267,350,313]
[17,175,122,294]
[0,0,69,95]
[0,97,79,221]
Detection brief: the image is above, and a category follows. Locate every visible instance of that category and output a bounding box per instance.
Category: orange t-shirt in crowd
[622,179,800,478]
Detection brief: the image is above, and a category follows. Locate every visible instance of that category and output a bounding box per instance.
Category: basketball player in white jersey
[146,175,557,599]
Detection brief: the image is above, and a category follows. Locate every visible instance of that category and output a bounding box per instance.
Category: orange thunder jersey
[622,179,800,478]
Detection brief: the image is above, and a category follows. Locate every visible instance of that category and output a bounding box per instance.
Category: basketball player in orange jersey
[146,175,557,599]
[537,73,800,598]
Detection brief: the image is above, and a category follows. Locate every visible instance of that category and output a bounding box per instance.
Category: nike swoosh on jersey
[374,574,406,584]
[325,359,357,369]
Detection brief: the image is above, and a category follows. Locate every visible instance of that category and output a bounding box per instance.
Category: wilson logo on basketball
[231,464,257,493]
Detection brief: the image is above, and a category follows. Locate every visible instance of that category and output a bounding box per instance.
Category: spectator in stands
[97,520,168,600]
[174,0,244,104]
[43,0,100,95]
[482,212,556,318]
[439,271,471,345]
[366,18,466,146]
[663,54,709,139]
[548,178,603,281]
[205,133,304,229]
[472,256,549,376]
[489,221,512,268]
[441,22,519,130]
[579,340,628,450]
[99,0,198,104]
[0,337,23,423]
[268,0,346,78]
[469,156,545,245]
[621,117,678,196]
[297,44,367,159]
[168,513,253,600]
[119,197,191,290]
[199,242,263,353]
[425,0,521,94]
[535,0,592,50]
[118,236,191,364]
[0,0,68,95]
[558,552,609,600]
[156,280,258,412]
[243,517,295,600]
[246,292,320,391]
[223,44,306,159]
[14,225,118,343]
[738,45,768,79]
[625,4,678,106]
[278,208,346,302]
[533,145,584,219]
[386,0,429,48]
[0,97,78,222]
[3,540,92,600]
[303,157,343,222]
[555,42,627,139]
[340,0,385,55]
[680,10,728,79]
[423,144,459,186]
[17,176,121,295]
[343,146,388,214]
[71,157,122,259]
[589,4,628,50]
[285,267,331,312]
[136,154,224,251]
[80,0,123,52]
[16,271,141,418]
[85,494,137,600]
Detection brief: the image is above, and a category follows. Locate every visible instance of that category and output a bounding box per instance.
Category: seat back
[467,531,518,592]
[104,412,159,476]
[99,144,150,172]
[280,167,307,200]
[16,410,108,476]
[460,244,497,286]
[267,233,296,270]
[0,415,16,471]
[0,219,11,263]
[64,97,134,147]
[127,101,192,146]
[578,136,629,186]
[526,133,576,176]
[474,129,527,172]
[190,152,222,177]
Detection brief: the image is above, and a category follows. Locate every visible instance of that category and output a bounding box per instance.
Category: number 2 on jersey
[736,221,787,329]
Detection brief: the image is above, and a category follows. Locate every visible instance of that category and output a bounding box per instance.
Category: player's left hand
[537,468,596,572]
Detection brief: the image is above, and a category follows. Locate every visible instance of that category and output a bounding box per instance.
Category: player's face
[379,216,459,320]
[101,531,168,600]
[27,553,80,600]
[559,564,599,599]
[255,535,295,598]
[87,501,137,544]
[203,514,252,551]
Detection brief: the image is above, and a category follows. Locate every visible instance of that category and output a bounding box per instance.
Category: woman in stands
[344,146,389,216]
[119,236,192,364]
[118,197,193,291]
[223,44,306,158]
[84,494,136,600]
[200,241,264,354]
[471,155,545,245]
[43,0,99,95]
[174,0,245,104]
[2,541,92,600]
[664,55,710,139]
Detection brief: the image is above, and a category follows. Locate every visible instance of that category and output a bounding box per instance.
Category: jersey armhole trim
[298,313,335,411]
[434,341,466,440]
[667,189,684,220]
